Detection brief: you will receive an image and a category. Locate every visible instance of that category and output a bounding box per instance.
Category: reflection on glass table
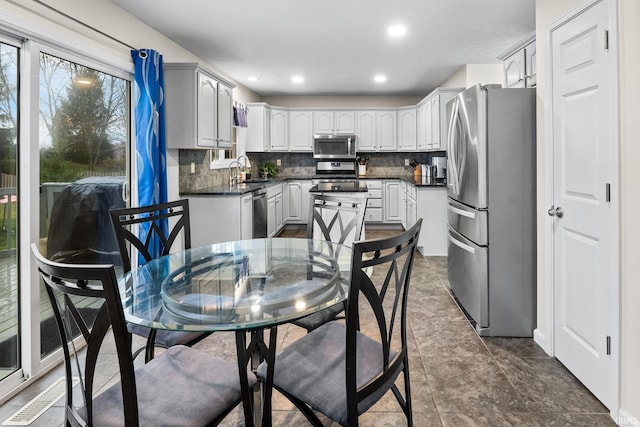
[119,237,351,427]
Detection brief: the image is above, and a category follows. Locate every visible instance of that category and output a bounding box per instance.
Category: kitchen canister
[358,164,367,176]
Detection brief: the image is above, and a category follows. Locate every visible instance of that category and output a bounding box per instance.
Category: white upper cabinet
[523,40,536,87]
[289,110,313,151]
[217,83,233,146]
[430,96,441,150]
[270,108,289,151]
[356,110,397,152]
[356,111,376,151]
[504,50,526,88]
[196,74,217,147]
[164,63,234,149]
[376,110,397,151]
[313,110,356,134]
[245,103,270,151]
[416,88,462,152]
[416,101,428,151]
[397,107,417,151]
[498,31,536,88]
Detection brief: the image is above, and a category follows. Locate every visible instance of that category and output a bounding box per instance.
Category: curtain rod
[33,0,136,50]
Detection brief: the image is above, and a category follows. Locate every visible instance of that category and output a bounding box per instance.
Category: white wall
[440,66,466,88]
[260,95,422,108]
[439,64,503,88]
[618,0,640,422]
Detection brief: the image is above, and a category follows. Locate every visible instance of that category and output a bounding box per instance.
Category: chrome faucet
[228,160,242,187]
[236,155,248,169]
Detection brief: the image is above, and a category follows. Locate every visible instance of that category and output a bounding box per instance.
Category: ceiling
[111,0,535,97]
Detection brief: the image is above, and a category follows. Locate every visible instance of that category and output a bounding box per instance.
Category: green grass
[0,202,17,250]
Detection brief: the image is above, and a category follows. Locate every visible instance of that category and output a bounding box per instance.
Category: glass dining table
[118,237,351,427]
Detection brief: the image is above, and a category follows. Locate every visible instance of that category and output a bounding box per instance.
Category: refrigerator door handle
[447,98,460,194]
[448,230,476,254]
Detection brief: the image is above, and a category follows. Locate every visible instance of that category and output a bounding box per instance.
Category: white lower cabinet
[415,187,447,256]
[240,194,253,240]
[285,180,312,224]
[187,194,253,246]
[406,184,417,230]
[267,183,284,237]
[383,180,403,223]
[267,196,276,237]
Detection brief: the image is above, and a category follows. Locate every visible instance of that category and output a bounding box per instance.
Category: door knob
[548,206,564,218]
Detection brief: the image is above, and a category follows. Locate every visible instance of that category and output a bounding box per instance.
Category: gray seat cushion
[93,345,256,426]
[257,321,399,426]
[127,323,206,347]
[292,302,344,330]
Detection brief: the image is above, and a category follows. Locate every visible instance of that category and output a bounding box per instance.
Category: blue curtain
[131,49,168,265]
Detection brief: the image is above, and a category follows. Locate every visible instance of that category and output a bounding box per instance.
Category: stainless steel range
[314,160,357,178]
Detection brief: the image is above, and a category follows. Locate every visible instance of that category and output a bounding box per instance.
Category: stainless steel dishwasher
[253,189,267,238]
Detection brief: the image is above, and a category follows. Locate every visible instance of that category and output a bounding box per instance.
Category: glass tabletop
[119,238,351,331]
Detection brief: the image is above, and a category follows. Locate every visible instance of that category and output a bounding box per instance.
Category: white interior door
[550,0,616,410]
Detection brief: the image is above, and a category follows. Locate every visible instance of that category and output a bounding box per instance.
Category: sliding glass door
[38,52,129,358]
[0,41,19,383]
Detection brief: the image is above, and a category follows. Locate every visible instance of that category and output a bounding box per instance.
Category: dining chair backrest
[258,219,424,425]
[31,243,140,425]
[344,218,422,425]
[31,243,252,426]
[307,192,367,254]
[110,199,191,273]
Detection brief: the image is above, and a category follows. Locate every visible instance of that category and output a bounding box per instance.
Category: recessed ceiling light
[248,76,259,82]
[291,75,304,84]
[374,75,387,83]
[387,24,407,38]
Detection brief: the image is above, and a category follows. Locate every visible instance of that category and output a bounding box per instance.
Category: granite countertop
[181,175,445,196]
[181,180,280,195]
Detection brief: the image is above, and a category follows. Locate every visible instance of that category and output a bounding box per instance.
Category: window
[38,52,130,358]
[0,40,19,382]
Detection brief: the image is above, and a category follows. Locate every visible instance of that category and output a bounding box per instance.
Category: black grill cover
[46,176,126,264]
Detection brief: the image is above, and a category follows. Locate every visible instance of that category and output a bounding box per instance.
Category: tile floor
[0,229,615,426]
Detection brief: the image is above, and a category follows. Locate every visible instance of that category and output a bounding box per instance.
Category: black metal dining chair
[291,192,368,332]
[109,199,212,361]
[31,243,256,427]
[259,219,422,426]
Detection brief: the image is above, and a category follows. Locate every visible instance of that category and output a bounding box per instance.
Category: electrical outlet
[190,162,195,174]
[404,159,410,166]
[276,159,281,166]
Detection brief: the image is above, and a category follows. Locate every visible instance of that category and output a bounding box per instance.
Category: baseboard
[533,328,552,356]
[618,409,640,426]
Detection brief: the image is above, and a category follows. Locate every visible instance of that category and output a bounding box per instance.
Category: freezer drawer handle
[448,204,475,219]
[448,233,476,254]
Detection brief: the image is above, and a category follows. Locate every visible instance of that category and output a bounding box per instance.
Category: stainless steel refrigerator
[446,84,536,337]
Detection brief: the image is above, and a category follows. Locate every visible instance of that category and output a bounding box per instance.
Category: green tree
[51,68,115,170]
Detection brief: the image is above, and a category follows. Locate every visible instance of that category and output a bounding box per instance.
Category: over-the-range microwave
[313,134,357,159]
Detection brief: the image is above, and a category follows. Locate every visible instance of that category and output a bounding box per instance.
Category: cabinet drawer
[365,207,383,222]
[366,198,382,208]
[365,180,382,189]
[367,189,382,199]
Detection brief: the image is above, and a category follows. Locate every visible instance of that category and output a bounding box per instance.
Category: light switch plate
[276,159,281,166]
[404,159,410,166]
[190,162,195,173]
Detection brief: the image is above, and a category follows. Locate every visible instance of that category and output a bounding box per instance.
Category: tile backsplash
[178,150,445,192]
